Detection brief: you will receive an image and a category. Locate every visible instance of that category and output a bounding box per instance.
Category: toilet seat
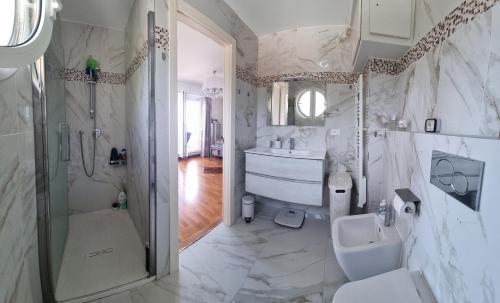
[333,268,422,303]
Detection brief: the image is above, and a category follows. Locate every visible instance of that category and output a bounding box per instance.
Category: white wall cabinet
[352,0,416,72]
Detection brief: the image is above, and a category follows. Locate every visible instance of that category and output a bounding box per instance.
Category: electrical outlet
[330,128,341,136]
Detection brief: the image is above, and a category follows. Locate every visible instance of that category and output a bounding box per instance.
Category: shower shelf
[109,160,127,166]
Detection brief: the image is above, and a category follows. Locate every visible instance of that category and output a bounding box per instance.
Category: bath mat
[203,167,223,174]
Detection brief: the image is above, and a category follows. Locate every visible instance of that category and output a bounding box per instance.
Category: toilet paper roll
[393,195,417,216]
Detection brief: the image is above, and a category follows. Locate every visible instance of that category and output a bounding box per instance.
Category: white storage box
[329,173,353,220]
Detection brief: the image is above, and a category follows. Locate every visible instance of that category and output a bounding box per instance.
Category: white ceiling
[59,0,134,30]
[177,21,224,86]
[224,0,353,36]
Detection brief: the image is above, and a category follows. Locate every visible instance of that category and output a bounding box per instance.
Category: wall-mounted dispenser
[395,188,420,215]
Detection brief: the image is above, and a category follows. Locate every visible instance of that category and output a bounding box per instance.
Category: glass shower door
[44,23,69,289]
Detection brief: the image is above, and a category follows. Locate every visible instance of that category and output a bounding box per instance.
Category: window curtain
[177,92,184,157]
[201,97,212,157]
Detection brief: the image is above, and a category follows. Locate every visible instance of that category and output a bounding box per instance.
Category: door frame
[168,0,237,272]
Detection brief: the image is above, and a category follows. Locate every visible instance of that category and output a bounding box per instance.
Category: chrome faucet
[289,138,295,150]
[376,203,392,227]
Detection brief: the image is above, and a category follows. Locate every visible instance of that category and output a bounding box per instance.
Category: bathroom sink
[270,148,311,156]
[332,213,402,281]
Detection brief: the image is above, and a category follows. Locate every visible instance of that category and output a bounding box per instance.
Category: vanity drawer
[245,153,323,182]
[245,173,323,206]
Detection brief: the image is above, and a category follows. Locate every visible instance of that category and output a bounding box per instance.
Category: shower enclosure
[33,6,157,302]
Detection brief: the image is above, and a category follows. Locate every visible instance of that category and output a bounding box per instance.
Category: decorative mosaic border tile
[155,26,169,51]
[236,66,259,86]
[255,72,359,87]
[63,69,126,85]
[124,42,148,82]
[366,58,404,76]
[369,0,499,75]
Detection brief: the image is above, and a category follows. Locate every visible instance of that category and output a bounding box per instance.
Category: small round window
[0,0,42,47]
[297,89,326,118]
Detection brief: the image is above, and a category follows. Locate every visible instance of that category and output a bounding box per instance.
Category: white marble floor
[56,209,148,301]
[90,214,346,303]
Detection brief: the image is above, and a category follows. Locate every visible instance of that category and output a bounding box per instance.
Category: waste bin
[328,173,353,220]
[242,195,255,223]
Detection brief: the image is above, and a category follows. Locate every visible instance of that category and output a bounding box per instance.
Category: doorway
[176,19,225,250]
[167,0,237,273]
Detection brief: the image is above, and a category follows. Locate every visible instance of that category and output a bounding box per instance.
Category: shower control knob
[94,128,101,138]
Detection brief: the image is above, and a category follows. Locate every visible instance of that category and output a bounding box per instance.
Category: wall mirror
[267,79,327,126]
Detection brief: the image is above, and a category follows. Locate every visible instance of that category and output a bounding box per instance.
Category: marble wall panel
[0,67,43,303]
[483,4,500,135]
[364,2,500,302]
[60,21,125,74]
[414,0,463,41]
[234,79,258,217]
[365,5,500,211]
[123,0,154,246]
[369,7,500,138]
[125,0,154,68]
[59,21,128,213]
[65,81,127,213]
[125,61,150,245]
[381,131,500,303]
[258,25,355,76]
[152,0,171,277]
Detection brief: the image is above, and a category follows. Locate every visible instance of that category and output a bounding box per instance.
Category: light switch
[330,128,341,136]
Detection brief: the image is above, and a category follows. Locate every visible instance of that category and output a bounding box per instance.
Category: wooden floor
[178,156,222,250]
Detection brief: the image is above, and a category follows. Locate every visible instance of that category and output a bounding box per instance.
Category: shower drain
[87,248,114,258]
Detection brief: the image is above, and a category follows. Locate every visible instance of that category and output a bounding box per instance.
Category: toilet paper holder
[395,188,421,215]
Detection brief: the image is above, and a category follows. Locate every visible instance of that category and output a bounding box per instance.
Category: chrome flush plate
[430,150,485,211]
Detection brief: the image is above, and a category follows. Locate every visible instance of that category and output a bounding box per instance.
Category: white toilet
[333,268,437,303]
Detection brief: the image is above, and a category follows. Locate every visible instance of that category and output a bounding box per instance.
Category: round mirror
[297,89,326,119]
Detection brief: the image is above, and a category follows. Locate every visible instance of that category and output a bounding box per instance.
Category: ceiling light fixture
[202,70,224,99]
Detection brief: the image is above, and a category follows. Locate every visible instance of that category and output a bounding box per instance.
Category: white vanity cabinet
[244,148,326,206]
[352,0,416,71]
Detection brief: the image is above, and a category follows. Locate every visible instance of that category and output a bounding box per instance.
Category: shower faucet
[94,128,101,139]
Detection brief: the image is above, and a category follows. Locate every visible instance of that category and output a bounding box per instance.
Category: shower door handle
[59,122,71,162]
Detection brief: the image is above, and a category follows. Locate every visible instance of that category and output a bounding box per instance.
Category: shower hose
[79,81,97,177]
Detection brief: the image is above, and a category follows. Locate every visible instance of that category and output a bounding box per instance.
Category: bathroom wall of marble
[363,72,400,210]
[0,67,43,302]
[414,0,463,41]
[361,2,500,301]
[124,0,154,246]
[58,21,128,214]
[235,80,258,217]
[258,25,355,77]
[381,131,500,303]
[125,0,153,69]
[256,84,357,183]
[366,2,500,138]
[364,3,500,210]
[153,0,172,277]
